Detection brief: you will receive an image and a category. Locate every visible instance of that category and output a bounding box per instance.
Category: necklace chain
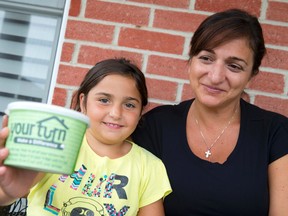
[195,107,238,159]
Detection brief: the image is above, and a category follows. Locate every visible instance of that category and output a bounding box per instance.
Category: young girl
[0,58,172,215]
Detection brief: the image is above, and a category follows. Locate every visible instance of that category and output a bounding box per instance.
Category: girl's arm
[268,154,288,216]
[0,115,42,205]
[137,199,165,216]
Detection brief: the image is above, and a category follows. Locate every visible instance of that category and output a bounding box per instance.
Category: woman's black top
[132,99,288,216]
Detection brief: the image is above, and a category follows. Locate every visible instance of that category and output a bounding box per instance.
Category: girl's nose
[109,105,122,119]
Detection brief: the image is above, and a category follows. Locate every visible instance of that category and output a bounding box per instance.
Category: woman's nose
[208,63,226,84]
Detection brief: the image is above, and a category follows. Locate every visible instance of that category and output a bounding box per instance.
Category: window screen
[0,0,69,118]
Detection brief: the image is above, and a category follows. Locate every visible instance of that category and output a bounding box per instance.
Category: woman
[132,9,288,215]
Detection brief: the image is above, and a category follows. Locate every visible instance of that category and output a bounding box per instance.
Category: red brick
[65,20,114,43]
[128,0,189,8]
[254,95,288,117]
[146,78,178,101]
[262,48,288,70]
[119,28,185,54]
[52,87,67,107]
[195,0,261,16]
[267,1,288,22]
[58,0,288,115]
[57,65,88,86]
[61,42,75,63]
[154,10,207,32]
[262,24,288,47]
[69,0,81,17]
[249,71,285,94]
[85,0,149,26]
[147,55,189,79]
[78,46,143,67]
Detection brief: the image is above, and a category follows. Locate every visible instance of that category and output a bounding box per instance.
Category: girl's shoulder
[127,140,162,162]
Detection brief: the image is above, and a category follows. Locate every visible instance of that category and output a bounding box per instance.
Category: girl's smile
[80,74,142,156]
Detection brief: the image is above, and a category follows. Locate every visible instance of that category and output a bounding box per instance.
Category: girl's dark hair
[71,58,148,112]
[189,9,266,76]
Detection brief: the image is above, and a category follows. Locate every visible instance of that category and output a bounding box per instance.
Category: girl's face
[188,38,254,109]
[80,74,142,145]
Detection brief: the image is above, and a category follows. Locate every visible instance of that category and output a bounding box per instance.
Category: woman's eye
[199,55,212,62]
[228,64,243,72]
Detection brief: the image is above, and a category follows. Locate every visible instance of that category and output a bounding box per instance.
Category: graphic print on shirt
[43,164,131,215]
[61,197,105,216]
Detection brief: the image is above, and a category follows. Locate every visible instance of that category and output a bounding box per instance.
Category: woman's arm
[269,154,288,216]
[137,199,165,216]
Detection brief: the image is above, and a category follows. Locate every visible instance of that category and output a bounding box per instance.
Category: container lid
[5,101,90,125]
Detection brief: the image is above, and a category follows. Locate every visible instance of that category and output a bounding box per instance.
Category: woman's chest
[163,146,269,215]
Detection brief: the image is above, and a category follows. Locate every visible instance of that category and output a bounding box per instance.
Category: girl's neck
[85,130,132,159]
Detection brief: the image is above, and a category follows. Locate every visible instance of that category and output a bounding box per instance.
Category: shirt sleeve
[138,154,172,208]
[269,115,288,163]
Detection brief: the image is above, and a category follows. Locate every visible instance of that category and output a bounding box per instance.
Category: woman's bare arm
[269,154,288,216]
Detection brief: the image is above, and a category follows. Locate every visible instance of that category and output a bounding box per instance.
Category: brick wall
[53,0,288,117]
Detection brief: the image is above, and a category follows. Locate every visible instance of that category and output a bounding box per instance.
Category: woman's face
[188,38,254,108]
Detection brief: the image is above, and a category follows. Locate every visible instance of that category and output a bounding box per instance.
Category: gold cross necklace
[194,107,238,159]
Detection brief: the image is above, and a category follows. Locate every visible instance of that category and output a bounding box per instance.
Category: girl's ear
[79,93,86,114]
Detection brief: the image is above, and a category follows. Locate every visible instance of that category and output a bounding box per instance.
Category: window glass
[0,0,69,120]
[4,0,65,8]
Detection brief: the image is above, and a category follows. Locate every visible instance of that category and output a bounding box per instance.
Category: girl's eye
[125,103,136,109]
[99,98,110,104]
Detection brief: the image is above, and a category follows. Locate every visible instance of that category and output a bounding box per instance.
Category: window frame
[0,0,70,114]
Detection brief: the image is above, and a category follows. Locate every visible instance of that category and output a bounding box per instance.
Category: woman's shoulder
[144,99,193,117]
[241,99,288,124]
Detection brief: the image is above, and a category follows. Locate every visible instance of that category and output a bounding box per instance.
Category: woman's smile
[202,83,226,94]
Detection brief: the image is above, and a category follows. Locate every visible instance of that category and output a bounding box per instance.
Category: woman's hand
[0,115,39,206]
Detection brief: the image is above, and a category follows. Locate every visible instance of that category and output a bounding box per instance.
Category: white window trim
[47,0,70,104]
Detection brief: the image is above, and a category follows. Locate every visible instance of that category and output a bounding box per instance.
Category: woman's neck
[191,99,241,127]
